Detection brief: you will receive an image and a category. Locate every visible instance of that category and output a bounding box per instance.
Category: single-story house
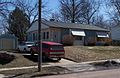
[27,20,111,46]
[0,34,18,50]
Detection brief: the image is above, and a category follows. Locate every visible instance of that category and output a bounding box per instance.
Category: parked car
[17,41,35,52]
[30,41,65,61]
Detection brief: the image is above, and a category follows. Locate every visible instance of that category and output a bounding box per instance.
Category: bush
[63,35,74,46]
[0,53,15,65]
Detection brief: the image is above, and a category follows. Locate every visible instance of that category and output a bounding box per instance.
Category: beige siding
[41,28,62,43]
[50,28,62,43]
[0,39,15,49]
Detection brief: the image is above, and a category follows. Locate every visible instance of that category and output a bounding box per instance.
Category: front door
[53,32,61,43]
[73,36,84,45]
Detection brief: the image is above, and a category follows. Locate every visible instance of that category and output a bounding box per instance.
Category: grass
[1,46,120,68]
[0,51,37,68]
[65,46,120,62]
[0,46,120,77]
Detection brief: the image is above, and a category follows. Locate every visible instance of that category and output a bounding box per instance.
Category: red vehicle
[30,41,65,61]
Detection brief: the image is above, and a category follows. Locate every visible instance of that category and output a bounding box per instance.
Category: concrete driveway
[0,74,5,78]
[45,58,76,66]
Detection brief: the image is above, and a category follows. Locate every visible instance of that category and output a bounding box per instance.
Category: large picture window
[42,31,49,40]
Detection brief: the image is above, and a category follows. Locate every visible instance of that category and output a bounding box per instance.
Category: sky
[45,0,108,19]
[45,0,59,12]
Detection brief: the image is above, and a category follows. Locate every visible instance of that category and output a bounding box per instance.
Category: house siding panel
[50,28,62,43]
[111,26,120,40]
[84,30,96,45]
[61,29,69,43]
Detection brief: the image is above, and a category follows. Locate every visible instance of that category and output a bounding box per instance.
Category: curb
[0,59,120,72]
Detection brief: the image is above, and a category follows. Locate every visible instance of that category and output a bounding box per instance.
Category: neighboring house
[27,20,111,46]
[111,26,120,45]
[0,34,18,50]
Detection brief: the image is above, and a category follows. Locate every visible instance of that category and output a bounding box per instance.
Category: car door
[18,43,26,51]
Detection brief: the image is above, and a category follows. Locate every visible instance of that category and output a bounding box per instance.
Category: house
[27,20,111,46]
[111,26,120,45]
[0,34,18,50]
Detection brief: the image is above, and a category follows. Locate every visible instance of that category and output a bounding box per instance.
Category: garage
[0,34,18,50]
[71,30,86,45]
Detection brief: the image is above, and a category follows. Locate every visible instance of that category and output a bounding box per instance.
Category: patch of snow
[88,47,94,49]
[0,74,5,78]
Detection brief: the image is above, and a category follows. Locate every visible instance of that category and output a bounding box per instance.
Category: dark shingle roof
[27,20,109,32]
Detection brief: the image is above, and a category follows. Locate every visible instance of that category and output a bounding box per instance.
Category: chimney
[50,19,55,21]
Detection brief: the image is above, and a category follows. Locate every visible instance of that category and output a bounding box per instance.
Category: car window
[42,44,49,48]
[19,43,25,46]
[26,43,34,45]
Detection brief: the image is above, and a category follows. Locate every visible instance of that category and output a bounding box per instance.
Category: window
[33,33,35,41]
[46,32,49,39]
[43,32,45,39]
[42,32,49,40]
[42,44,49,48]
[35,33,38,40]
[50,45,64,50]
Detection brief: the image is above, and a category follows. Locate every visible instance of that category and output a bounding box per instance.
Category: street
[40,68,120,78]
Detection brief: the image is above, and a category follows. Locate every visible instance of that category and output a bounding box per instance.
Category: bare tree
[0,0,10,16]
[78,0,101,24]
[106,0,120,26]
[92,15,105,27]
[13,0,48,28]
[59,0,101,24]
[1,0,48,31]
[59,0,82,23]
[0,0,14,33]
[49,12,62,21]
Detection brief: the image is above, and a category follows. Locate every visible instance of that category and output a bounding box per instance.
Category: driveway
[39,68,120,78]
[22,54,77,66]
[0,74,5,78]
[45,58,76,66]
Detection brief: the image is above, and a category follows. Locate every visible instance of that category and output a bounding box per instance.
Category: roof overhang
[97,32,109,38]
[71,31,85,36]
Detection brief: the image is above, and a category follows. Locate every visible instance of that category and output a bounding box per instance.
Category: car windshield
[26,42,34,45]
[50,45,64,50]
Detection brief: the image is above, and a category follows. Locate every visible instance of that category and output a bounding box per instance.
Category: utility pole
[72,0,75,23]
[38,0,42,72]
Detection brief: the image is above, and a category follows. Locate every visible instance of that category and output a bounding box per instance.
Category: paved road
[40,68,120,78]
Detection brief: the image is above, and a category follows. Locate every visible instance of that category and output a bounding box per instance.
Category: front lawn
[1,46,120,68]
[65,46,120,62]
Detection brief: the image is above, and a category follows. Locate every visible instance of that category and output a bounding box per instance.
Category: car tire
[17,48,20,53]
[30,49,34,56]
[23,48,27,53]
[57,58,61,62]
[42,53,48,61]
[51,58,61,62]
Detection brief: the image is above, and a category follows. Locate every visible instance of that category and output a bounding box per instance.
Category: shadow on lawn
[0,53,15,65]
[23,54,57,63]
